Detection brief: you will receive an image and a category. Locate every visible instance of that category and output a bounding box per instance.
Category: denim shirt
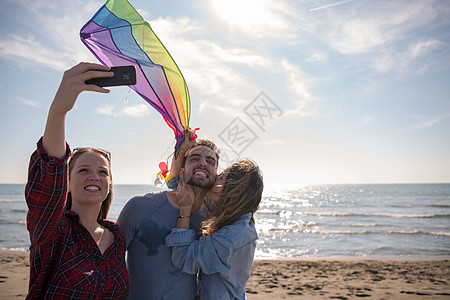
[165,212,257,300]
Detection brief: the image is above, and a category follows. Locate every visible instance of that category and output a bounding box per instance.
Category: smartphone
[85,65,136,87]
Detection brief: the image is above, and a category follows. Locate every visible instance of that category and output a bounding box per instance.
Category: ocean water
[1,183,449,259]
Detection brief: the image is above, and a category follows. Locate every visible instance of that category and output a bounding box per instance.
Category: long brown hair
[67,148,113,220]
[202,159,263,236]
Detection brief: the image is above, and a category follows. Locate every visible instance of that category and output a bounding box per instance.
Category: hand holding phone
[85,65,136,87]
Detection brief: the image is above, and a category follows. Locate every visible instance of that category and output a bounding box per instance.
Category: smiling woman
[24,62,129,299]
[67,147,113,220]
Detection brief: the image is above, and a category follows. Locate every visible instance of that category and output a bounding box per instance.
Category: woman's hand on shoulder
[175,170,195,209]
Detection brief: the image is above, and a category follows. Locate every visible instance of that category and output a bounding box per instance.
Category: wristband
[178,215,190,219]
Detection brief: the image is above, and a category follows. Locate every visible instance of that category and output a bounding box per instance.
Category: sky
[0,0,449,185]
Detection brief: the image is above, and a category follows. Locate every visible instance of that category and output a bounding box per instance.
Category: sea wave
[0,220,27,225]
[300,212,356,217]
[0,199,24,203]
[299,211,449,218]
[314,229,450,236]
[262,222,316,234]
[373,213,449,218]
[256,210,295,217]
[256,209,282,215]
[346,223,378,227]
[387,230,450,236]
[9,209,27,213]
[0,247,28,251]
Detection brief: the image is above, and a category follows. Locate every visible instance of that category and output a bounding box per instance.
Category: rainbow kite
[80,0,190,154]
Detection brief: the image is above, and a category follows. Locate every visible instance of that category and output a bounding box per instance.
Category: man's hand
[178,130,197,157]
[168,130,197,181]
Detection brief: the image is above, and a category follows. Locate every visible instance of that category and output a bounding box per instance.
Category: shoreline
[1,251,449,299]
[2,248,448,260]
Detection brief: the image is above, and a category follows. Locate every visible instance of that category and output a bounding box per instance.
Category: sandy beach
[247,259,450,299]
[1,251,449,299]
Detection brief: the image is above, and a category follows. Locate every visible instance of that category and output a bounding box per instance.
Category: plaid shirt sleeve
[25,137,71,245]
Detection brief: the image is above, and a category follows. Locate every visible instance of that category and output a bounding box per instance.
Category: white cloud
[151,18,271,68]
[151,17,206,37]
[305,54,327,63]
[363,116,375,123]
[96,105,115,115]
[323,0,447,73]
[17,96,39,107]
[121,104,151,117]
[150,17,320,121]
[327,1,439,54]
[97,103,151,118]
[330,19,388,55]
[412,113,450,130]
[149,18,273,117]
[407,39,442,59]
[280,60,318,117]
[0,0,101,72]
[1,1,319,123]
[208,0,294,39]
[0,34,70,71]
[372,38,442,73]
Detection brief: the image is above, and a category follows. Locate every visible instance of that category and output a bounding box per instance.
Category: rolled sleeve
[167,231,234,276]
[166,175,180,190]
[25,137,71,245]
[165,228,196,246]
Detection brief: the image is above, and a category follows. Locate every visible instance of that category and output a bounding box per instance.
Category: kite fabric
[80,0,190,154]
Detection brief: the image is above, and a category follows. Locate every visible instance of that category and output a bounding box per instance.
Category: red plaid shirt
[25,138,129,299]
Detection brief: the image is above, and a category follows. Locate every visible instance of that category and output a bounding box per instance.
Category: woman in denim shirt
[165,159,263,300]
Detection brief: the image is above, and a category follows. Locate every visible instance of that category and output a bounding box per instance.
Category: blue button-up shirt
[166,212,257,300]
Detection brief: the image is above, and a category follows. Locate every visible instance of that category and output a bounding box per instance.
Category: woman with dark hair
[25,62,129,299]
[165,159,263,300]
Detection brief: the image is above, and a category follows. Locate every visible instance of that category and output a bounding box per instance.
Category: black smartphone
[85,65,136,87]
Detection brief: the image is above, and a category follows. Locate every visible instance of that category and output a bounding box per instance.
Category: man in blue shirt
[117,138,219,299]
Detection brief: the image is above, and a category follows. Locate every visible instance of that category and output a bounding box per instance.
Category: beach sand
[0,251,29,299]
[1,251,449,299]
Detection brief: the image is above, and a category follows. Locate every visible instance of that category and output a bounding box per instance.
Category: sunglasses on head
[72,147,111,161]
